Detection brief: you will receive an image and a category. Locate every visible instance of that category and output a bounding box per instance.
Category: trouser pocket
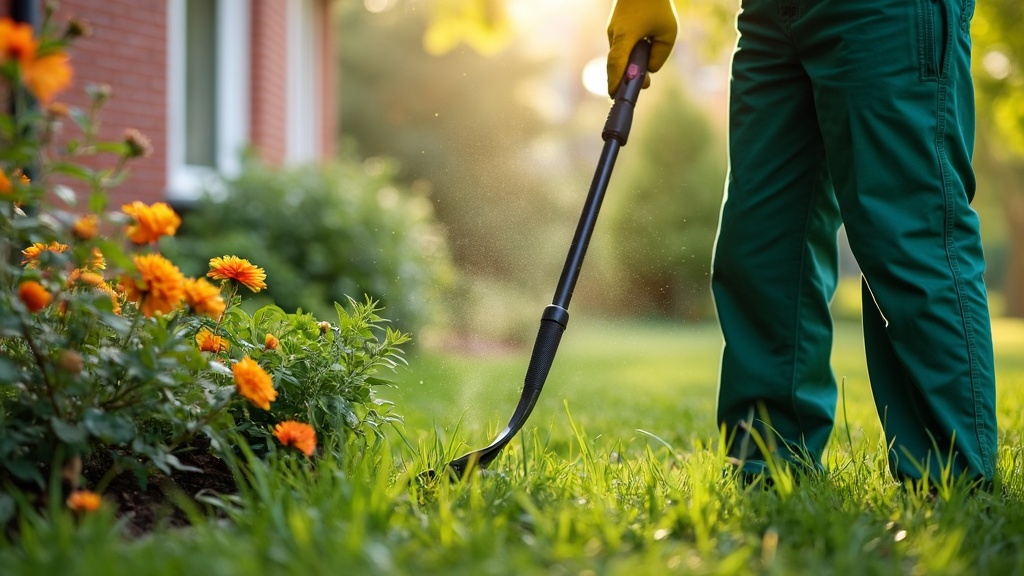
[917,0,949,81]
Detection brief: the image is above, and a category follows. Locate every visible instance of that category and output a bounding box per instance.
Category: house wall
[250,0,288,166]
[56,0,169,208]
[5,0,336,206]
[317,0,336,160]
[250,0,336,165]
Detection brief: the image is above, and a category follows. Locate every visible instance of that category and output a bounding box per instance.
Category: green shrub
[169,156,455,333]
[218,298,410,455]
[0,13,411,521]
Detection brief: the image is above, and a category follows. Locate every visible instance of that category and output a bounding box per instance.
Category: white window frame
[286,0,320,163]
[167,0,251,202]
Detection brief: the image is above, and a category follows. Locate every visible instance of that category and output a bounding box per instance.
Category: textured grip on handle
[602,40,652,145]
[523,319,566,392]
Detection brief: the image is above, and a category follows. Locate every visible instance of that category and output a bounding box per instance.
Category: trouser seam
[788,158,829,443]
[934,21,992,477]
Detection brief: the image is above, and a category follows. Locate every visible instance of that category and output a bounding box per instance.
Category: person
[606,0,997,486]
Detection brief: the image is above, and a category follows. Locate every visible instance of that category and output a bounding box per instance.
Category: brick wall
[6,0,337,205]
[318,0,336,160]
[56,0,168,208]
[250,0,288,166]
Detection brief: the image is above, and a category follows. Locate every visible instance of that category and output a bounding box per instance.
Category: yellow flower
[72,215,99,240]
[207,256,267,292]
[18,280,51,312]
[182,277,225,320]
[66,490,102,513]
[232,356,276,410]
[196,328,229,353]
[21,241,69,268]
[122,201,181,245]
[23,52,73,104]
[273,421,317,457]
[264,333,279,350]
[122,253,185,317]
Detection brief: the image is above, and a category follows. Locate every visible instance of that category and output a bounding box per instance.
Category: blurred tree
[972,0,1024,316]
[339,2,561,283]
[605,77,725,320]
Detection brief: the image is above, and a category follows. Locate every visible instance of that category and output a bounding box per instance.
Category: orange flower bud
[264,333,279,350]
[72,214,99,240]
[66,490,102,513]
[273,421,317,457]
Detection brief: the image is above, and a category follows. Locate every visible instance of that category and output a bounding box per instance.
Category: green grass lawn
[4,316,1024,575]
[387,316,961,469]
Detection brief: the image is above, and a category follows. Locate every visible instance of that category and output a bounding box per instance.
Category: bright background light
[581,57,609,98]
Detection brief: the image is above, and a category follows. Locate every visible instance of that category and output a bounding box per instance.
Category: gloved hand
[606,0,678,97]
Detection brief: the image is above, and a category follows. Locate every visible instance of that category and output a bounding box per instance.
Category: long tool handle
[443,41,651,478]
[550,39,651,318]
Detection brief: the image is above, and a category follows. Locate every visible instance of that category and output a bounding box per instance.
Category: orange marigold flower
[18,280,51,312]
[67,268,105,288]
[0,18,37,64]
[66,490,102,513]
[122,201,181,245]
[97,282,122,315]
[264,333,279,350]
[21,241,69,268]
[273,421,317,457]
[232,356,276,410]
[23,51,73,104]
[182,277,225,320]
[122,253,185,317]
[0,170,10,195]
[72,214,99,240]
[90,247,106,271]
[207,256,267,292]
[196,328,229,353]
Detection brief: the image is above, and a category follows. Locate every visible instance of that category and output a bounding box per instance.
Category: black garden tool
[437,40,653,480]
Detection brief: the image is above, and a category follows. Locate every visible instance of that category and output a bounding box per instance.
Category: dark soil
[82,448,238,537]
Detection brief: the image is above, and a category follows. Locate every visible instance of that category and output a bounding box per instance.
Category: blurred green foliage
[972,0,1024,316]
[605,78,725,320]
[338,2,559,281]
[169,156,454,333]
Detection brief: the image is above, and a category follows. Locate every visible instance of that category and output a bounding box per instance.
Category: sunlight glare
[364,0,389,14]
[582,56,608,98]
[983,49,1012,80]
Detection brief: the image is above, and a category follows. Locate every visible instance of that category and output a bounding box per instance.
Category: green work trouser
[712,0,997,482]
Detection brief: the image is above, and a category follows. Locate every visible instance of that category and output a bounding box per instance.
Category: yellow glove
[606,0,678,97]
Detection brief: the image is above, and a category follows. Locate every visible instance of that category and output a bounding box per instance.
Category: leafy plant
[215,297,411,454]
[168,155,455,333]
[0,10,412,522]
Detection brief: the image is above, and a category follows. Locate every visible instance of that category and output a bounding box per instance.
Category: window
[167,0,250,202]
[287,0,321,163]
